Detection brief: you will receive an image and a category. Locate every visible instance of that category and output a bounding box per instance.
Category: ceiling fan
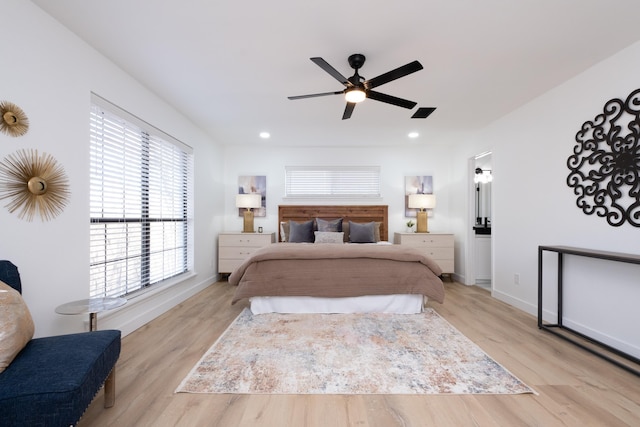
[288,54,426,120]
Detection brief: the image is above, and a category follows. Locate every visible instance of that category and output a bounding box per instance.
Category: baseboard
[560,318,640,358]
[94,274,218,337]
[491,289,537,317]
[450,272,465,284]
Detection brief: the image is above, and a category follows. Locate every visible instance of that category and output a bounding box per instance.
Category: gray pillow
[348,221,376,243]
[288,220,314,243]
[316,217,343,232]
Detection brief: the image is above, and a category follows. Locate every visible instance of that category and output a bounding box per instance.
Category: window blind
[285,166,381,198]
[89,94,194,298]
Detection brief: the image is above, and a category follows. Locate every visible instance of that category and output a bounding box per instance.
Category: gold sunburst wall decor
[0,101,30,137]
[0,149,70,221]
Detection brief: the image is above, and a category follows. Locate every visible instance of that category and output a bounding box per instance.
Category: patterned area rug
[176,308,535,395]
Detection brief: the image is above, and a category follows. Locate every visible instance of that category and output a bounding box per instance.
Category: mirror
[474,153,492,232]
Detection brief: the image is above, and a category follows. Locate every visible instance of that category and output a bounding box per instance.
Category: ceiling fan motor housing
[348,54,366,70]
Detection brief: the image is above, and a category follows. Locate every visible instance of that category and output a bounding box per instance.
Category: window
[89,94,194,298]
[285,166,381,198]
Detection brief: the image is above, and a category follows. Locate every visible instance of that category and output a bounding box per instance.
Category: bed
[228,205,445,314]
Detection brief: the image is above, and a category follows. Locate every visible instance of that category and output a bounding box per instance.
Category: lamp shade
[408,193,436,210]
[236,193,261,209]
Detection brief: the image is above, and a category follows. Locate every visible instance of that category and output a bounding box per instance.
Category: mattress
[249,294,426,314]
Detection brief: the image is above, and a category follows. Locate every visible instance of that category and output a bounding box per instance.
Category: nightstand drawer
[394,234,453,248]
[219,246,262,259]
[433,260,454,273]
[219,234,274,247]
[417,247,453,260]
[218,259,244,273]
[219,259,243,273]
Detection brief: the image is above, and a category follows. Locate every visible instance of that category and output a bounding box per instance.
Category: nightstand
[393,232,454,274]
[218,232,275,274]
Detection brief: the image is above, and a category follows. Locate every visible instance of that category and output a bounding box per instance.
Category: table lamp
[236,193,262,233]
[408,193,436,233]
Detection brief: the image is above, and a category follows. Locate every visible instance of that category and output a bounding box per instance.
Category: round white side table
[55,297,127,331]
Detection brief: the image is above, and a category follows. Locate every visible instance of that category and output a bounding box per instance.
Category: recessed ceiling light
[408,132,419,138]
[259,132,270,139]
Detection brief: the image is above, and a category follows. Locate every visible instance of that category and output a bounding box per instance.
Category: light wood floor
[79,281,640,427]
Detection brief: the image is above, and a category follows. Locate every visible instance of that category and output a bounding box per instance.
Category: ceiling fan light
[345,88,366,103]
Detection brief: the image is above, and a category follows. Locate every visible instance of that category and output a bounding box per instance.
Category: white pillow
[314,231,344,244]
[0,280,35,373]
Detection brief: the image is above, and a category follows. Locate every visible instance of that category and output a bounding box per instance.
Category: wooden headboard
[278,205,388,242]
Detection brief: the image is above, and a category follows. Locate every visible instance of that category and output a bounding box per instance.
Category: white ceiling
[32,0,640,147]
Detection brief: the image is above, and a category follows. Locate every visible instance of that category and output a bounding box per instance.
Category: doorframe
[466,156,477,286]
[467,151,492,290]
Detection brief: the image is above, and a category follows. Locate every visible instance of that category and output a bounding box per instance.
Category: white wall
[6,1,638,360]
[470,41,640,357]
[0,1,224,337]
[222,144,469,272]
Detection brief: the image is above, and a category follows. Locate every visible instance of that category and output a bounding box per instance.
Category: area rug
[176,308,535,395]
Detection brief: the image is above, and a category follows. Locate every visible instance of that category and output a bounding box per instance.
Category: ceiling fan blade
[288,91,343,100]
[342,102,356,120]
[310,57,350,86]
[365,60,423,89]
[411,107,436,119]
[367,91,417,109]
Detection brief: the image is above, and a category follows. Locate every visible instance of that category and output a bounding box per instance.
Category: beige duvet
[229,243,445,305]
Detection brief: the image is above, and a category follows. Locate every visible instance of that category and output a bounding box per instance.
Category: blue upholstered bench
[0,261,121,427]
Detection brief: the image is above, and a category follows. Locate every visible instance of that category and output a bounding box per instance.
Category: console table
[538,245,640,376]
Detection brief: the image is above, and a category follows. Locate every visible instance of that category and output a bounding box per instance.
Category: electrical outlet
[514,273,520,285]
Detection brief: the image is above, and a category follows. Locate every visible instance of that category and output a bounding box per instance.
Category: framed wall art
[238,175,266,217]
[404,175,433,217]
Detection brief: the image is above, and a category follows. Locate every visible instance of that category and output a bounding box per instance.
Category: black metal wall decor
[566,88,640,227]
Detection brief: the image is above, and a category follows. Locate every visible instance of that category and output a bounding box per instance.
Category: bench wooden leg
[104,368,116,408]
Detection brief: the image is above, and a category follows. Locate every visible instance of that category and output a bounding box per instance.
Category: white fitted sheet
[249,294,425,314]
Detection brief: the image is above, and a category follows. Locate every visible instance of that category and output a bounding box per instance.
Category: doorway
[472,152,492,290]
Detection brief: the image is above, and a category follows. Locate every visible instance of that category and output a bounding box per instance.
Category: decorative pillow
[373,222,382,242]
[342,221,382,242]
[341,221,350,242]
[348,221,377,243]
[314,231,344,244]
[280,221,290,242]
[0,280,35,373]
[316,217,343,232]
[288,220,315,243]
